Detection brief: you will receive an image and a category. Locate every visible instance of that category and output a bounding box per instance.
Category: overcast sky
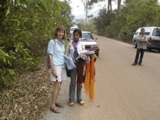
[68,0,160,19]
[69,0,117,19]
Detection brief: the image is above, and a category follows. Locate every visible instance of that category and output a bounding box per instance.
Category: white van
[70,25,78,34]
[132,27,160,52]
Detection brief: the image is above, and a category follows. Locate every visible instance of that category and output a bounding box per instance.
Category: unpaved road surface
[42,35,160,120]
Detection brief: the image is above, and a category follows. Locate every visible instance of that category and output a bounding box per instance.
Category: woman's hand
[67,54,70,56]
[51,70,57,77]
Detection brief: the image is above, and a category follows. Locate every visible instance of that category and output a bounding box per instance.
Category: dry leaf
[0,62,52,120]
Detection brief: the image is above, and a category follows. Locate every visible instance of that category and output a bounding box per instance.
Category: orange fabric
[84,55,95,100]
[84,61,90,91]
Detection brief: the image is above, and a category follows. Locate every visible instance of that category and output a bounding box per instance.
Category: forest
[0,0,73,89]
[78,0,160,43]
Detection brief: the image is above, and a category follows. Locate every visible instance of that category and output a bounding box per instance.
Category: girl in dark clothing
[66,29,85,106]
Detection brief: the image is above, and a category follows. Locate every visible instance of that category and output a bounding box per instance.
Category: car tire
[147,47,151,51]
[95,51,99,57]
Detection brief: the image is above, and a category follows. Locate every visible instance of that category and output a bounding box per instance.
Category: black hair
[140,28,145,35]
[73,29,82,37]
[141,28,145,31]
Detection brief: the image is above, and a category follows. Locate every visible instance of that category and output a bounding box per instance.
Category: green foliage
[0,0,73,89]
[75,19,86,31]
[94,9,116,35]
[93,0,160,42]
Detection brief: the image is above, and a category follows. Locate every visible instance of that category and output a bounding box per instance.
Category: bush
[94,0,160,42]
[0,0,73,89]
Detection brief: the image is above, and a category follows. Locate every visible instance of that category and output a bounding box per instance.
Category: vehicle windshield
[80,33,94,40]
[152,28,160,36]
[70,28,76,31]
[144,28,151,35]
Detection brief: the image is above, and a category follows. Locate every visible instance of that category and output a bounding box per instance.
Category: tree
[94,8,116,35]
[81,0,100,24]
[0,0,73,89]
[117,0,121,11]
[98,0,113,12]
[100,0,121,13]
[81,0,92,24]
[75,19,86,30]
[93,0,160,42]
[108,0,112,11]
[60,1,74,34]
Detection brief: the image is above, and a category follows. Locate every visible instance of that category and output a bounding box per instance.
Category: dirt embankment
[0,63,52,120]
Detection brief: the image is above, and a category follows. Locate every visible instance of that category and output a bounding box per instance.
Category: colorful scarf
[84,55,95,101]
[73,40,80,49]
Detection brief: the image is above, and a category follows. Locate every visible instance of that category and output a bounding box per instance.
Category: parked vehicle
[132,27,160,52]
[70,31,100,56]
[70,25,78,34]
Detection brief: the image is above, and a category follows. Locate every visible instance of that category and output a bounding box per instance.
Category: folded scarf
[84,54,95,101]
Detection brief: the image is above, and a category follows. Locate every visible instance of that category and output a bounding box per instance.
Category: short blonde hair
[54,26,67,40]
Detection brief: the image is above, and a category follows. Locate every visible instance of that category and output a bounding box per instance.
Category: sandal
[78,101,84,106]
[50,107,61,113]
[55,103,64,108]
[69,102,74,106]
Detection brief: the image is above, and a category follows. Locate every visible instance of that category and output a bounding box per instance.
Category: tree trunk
[86,8,88,24]
[118,0,121,10]
[81,0,91,24]
[117,0,121,14]
[0,0,7,33]
[108,0,112,11]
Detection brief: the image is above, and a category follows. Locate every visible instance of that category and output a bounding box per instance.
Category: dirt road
[42,35,160,120]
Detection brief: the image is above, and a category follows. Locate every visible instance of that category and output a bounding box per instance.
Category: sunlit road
[42,35,160,120]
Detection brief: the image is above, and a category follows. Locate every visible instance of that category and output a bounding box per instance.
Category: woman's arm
[47,40,57,77]
[48,54,57,77]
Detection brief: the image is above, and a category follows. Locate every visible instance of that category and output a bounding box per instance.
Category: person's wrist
[51,69,55,73]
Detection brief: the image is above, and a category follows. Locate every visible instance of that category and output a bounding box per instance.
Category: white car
[70,31,100,56]
[132,27,160,52]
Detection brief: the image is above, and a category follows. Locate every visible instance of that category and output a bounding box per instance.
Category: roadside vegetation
[76,0,160,43]
[0,0,73,119]
[1,0,160,119]
[0,0,73,89]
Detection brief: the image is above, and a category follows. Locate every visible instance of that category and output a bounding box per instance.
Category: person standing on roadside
[132,28,148,66]
[47,26,67,113]
[66,29,85,106]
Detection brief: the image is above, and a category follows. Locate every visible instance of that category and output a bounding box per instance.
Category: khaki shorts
[49,65,67,82]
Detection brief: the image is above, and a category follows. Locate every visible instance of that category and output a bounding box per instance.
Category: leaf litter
[0,62,53,120]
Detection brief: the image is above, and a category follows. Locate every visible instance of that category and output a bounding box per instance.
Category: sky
[69,0,117,19]
[68,0,160,20]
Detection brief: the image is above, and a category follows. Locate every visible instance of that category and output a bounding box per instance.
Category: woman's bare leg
[51,82,62,108]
